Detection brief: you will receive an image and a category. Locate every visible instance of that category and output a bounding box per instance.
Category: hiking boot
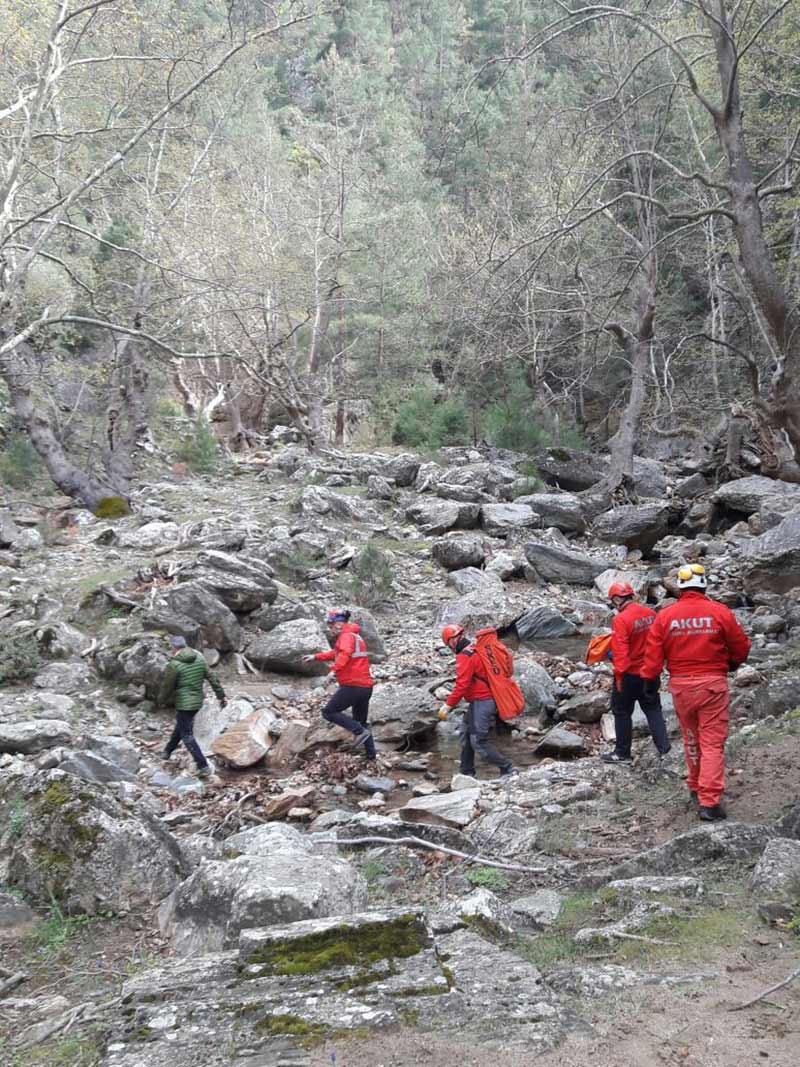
[601,752,632,764]
[658,744,672,757]
[196,765,213,779]
[698,803,727,822]
[350,729,373,751]
[499,767,519,780]
[161,750,175,763]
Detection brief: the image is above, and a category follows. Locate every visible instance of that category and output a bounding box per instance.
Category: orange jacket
[641,591,751,679]
[446,644,493,707]
[612,601,656,686]
[314,623,373,688]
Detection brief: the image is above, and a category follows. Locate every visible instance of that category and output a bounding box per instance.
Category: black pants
[460,699,512,777]
[322,685,376,759]
[612,673,670,758]
[165,709,209,770]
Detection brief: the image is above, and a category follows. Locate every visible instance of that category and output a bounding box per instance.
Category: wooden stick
[728,965,800,1012]
[0,971,27,997]
[314,834,547,874]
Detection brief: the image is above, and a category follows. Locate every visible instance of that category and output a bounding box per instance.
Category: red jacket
[446,644,493,708]
[315,623,373,688]
[612,601,656,685]
[641,591,751,680]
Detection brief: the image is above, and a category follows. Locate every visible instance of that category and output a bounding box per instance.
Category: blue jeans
[322,685,376,759]
[165,710,209,770]
[460,699,512,776]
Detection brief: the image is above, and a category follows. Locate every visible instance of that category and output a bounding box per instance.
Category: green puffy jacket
[157,649,226,713]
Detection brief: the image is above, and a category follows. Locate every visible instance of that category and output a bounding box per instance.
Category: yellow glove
[437,703,451,721]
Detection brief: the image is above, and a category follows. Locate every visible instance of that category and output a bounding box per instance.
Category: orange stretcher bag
[585,632,613,665]
[472,628,525,721]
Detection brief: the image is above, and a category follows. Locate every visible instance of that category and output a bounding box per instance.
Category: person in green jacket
[158,635,227,777]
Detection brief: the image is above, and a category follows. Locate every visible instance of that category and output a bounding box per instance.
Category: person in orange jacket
[303,609,376,760]
[602,582,671,764]
[641,564,751,821]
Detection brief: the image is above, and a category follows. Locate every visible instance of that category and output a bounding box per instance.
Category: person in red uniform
[304,609,376,760]
[641,564,751,821]
[602,582,671,764]
[438,624,517,779]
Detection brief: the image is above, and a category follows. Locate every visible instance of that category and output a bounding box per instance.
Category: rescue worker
[641,564,751,821]
[159,635,227,778]
[438,624,517,780]
[304,609,376,760]
[602,581,671,764]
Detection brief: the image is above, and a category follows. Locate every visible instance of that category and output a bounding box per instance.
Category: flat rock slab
[533,726,587,758]
[399,789,480,829]
[0,719,73,754]
[605,875,703,899]
[546,964,710,998]
[211,708,275,768]
[510,889,564,928]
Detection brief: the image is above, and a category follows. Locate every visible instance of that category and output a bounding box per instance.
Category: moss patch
[243,914,426,978]
[93,497,131,519]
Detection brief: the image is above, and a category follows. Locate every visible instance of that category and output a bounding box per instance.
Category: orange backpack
[585,632,613,665]
[472,628,525,721]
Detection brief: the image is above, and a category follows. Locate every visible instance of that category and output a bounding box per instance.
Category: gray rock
[354,775,396,794]
[83,735,140,773]
[0,719,73,755]
[323,810,476,855]
[32,660,92,695]
[119,521,180,549]
[160,823,367,955]
[144,582,242,652]
[406,499,480,535]
[349,605,387,658]
[594,568,650,598]
[742,512,800,593]
[58,750,138,785]
[533,726,587,758]
[251,600,315,632]
[0,769,184,914]
[514,492,586,534]
[436,482,495,503]
[675,473,709,499]
[516,605,579,640]
[536,448,667,497]
[749,837,800,918]
[368,683,437,745]
[210,708,277,769]
[592,502,672,554]
[445,567,505,596]
[547,963,708,998]
[399,789,480,829]
[486,551,524,580]
[450,773,479,791]
[558,690,608,724]
[438,887,517,936]
[510,889,564,928]
[437,586,517,633]
[441,461,518,496]
[247,619,329,675]
[94,637,170,699]
[524,540,612,586]
[713,475,800,516]
[37,622,89,659]
[432,533,486,571]
[516,660,558,717]
[481,503,539,537]
[185,550,278,613]
[752,613,786,635]
[0,886,36,936]
[366,473,396,499]
[606,876,703,899]
[300,485,381,524]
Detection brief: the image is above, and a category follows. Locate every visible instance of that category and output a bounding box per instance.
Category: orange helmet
[441,624,465,645]
[607,582,635,600]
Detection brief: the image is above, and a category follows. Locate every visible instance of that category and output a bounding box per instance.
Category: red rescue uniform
[446,645,492,708]
[642,591,751,807]
[611,601,656,687]
[314,623,373,688]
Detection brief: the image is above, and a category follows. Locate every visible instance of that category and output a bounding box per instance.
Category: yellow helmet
[677,563,707,591]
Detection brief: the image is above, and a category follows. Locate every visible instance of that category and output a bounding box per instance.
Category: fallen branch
[607,931,678,946]
[0,971,27,997]
[314,834,548,874]
[729,965,800,1012]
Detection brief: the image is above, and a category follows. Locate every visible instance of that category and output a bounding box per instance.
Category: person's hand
[301,654,316,663]
[324,672,336,685]
[437,703,451,721]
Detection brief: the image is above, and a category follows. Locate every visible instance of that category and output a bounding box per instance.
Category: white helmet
[677,563,707,591]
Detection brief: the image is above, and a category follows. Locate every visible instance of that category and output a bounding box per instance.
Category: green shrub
[93,496,131,519]
[0,432,44,488]
[483,396,587,455]
[392,385,471,449]
[347,541,395,606]
[0,635,42,684]
[466,866,510,892]
[178,416,221,474]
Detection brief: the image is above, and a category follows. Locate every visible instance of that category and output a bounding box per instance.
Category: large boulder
[246,619,329,675]
[144,582,242,652]
[432,533,486,571]
[515,659,557,716]
[524,540,612,586]
[406,499,480,535]
[32,660,93,694]
[348,606,387,659]
[440,461,517,496]
[0,719,73,754]
[592,502,672,554]
[185,550,278,613]
[749,837,800,920]
[741,512,800,593]
[516,605,579,640]
[480,502,539,537]
[367,683,437,745]
[445,567,504,596]
[300,486,380,524]
[210,708,277,768]
[713,476,800,516]
[558,690,608,724]
[0,770,184,914]
[515,492,586,534]
[94,637,170,698]
[160,823,367,956]
[252,600,314,632]
[436,585,518,632]
[347,451,420,487]
[536,448,667,497]
[399,789,480,830]
[594,568,650,599]
[56,750,138,785]
[533,726,587,758]
[118,521,180,550]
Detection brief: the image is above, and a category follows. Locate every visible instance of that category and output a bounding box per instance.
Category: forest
[3,0,800,510]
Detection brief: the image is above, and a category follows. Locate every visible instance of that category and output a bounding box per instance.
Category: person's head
[607,581,635,612]
[169,634,187,656]
[441,623,465,652]
[677,563,707,593]
[326,608,351,635]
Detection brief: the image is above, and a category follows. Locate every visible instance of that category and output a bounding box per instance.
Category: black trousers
[165,709,209,769]
[459,699,512,776]
[611,673,670,758]
[322,685,376,759]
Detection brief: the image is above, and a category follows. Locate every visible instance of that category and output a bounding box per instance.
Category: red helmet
[441,624,465,645]
[607,582,635,600]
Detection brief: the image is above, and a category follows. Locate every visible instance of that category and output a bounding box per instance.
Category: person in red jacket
[439,624,517,779]
[602,582,671,764]
[641,564,751,821]
[304,609,376,760]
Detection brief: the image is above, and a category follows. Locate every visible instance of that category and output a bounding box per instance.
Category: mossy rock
[93,496,132,519]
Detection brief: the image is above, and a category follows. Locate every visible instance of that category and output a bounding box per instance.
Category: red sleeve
[641,613,666,680]
[331,632,356,674]
[611,613,633,680]
[447,652,475,708]
[314,650,335,662]
[722,609,751,667]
